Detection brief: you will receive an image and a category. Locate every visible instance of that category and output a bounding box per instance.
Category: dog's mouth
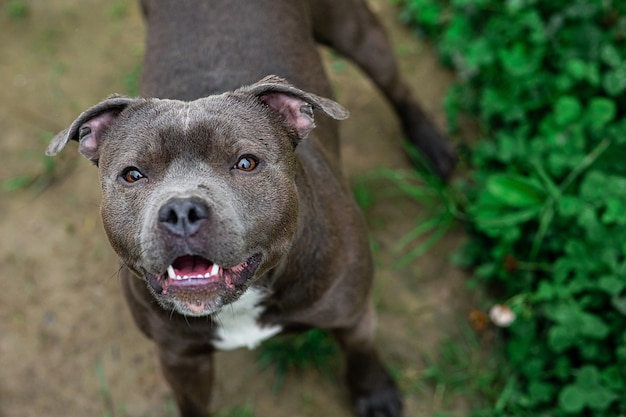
[144,253,262,315]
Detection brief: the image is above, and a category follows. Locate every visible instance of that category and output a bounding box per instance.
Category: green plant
[215,404,255,417]
[124,62,142,96]
[108,0,129,19]
[353,163,462,267]
[395,323,506,416]
[95,361,115,417]
[397,0,626,415]
[6,0,28,19]
[256,329,340,392]
[2,133,59,193]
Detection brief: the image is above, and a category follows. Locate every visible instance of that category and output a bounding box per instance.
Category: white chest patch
[212,287,282,351]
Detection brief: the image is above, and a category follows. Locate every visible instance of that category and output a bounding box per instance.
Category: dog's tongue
[172,255,213,276]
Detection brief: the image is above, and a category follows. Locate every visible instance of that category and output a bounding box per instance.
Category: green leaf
[528,380,555,405]
[474,206,541,228]
[611,296,626,316]
[579,313,610,339]
[558,385,586,414]
[601,198,626,225]
[598,276,625,296]
[579,342,601,361]
[602,366,625,391]
[498,42,540,76]
[565,59,586,80]
[562,58,601,86]
[3,175,34,191]
[576,365,601,388]
[600,44,622,68]
[352,180,375,210]
[581,171,610,200]
[535,281,556,301]
[587,97,616,130]
[486,174,546,208]
[587,386,618,410]
[474,262,496,279]
[558,196,582,217]
[548,324,577,353]
[603,67,626,96]
[465,38,494,69]
[554,96,582,125]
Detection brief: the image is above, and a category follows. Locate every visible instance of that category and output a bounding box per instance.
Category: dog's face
[48,76,348,316]
[99,96,300,315]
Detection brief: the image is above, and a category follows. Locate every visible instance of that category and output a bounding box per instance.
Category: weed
[408,324,506,416]
[353,159,462,267]
[95,361,115,417]
[398,0,626,415]
[328,49,348,73]
[124,62,142,97]
[256,329,340,392]
[108,0,129,20]
[6,0,28,19]
[2,133,60,194]
[215,404,255,417]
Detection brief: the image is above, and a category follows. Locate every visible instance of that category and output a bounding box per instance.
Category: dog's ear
[46,95,136,164]
[236,75,349,143]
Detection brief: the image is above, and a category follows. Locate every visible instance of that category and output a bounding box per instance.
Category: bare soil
[0,1,476,416]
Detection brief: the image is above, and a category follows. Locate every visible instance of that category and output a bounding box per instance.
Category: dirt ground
[0,1,477,416]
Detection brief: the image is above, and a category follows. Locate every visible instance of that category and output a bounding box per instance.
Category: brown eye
[234,155,258,172]
[121,167,145,183]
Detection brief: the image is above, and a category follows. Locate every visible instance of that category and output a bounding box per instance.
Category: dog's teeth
[210,263,220,276]
[167,265,176,279]
[204,273,211,278]
[176,275,183,280]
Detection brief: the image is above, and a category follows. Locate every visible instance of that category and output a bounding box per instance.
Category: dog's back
[140,0,332,100]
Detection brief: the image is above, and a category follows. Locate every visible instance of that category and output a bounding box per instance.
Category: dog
[47,1,455,416]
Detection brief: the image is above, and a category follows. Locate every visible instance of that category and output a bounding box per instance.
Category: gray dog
[48,1,455,416]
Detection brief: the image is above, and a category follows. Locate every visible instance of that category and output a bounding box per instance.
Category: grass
[2,133,60,194]
[108,0,129,20]
[256,329,340,392]
[124,62,142,96]
[353,162,463,268]
[95,360,116,417]
[397,323,505,416]
[215,404,255,417]
[6,0,28,19]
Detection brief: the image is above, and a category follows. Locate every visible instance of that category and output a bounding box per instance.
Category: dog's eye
[234,155,258,172]
[121,167,146,183]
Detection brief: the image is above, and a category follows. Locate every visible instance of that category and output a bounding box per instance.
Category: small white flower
[489,304,516,327]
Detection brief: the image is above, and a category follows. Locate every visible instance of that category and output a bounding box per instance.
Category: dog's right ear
[47,96,136,164]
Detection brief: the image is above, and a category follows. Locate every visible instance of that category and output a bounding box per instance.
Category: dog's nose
[158,197,210,237]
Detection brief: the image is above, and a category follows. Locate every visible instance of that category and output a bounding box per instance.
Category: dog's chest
[212,288,282,350]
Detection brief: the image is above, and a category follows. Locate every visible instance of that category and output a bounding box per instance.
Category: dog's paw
[352,384,403,417]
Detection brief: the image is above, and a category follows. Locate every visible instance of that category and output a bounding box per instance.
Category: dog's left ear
[236,75,349,143]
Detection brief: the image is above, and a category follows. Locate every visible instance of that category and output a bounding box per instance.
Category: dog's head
[49,76,348,316]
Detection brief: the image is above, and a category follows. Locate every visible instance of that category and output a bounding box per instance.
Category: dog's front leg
[333,304,403,417]
[157,347,214,417]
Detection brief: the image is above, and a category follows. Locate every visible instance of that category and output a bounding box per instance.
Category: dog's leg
[120,269,213,416]
[157,347,214,417]
[333,303,403,417]
[310,0,456,180]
